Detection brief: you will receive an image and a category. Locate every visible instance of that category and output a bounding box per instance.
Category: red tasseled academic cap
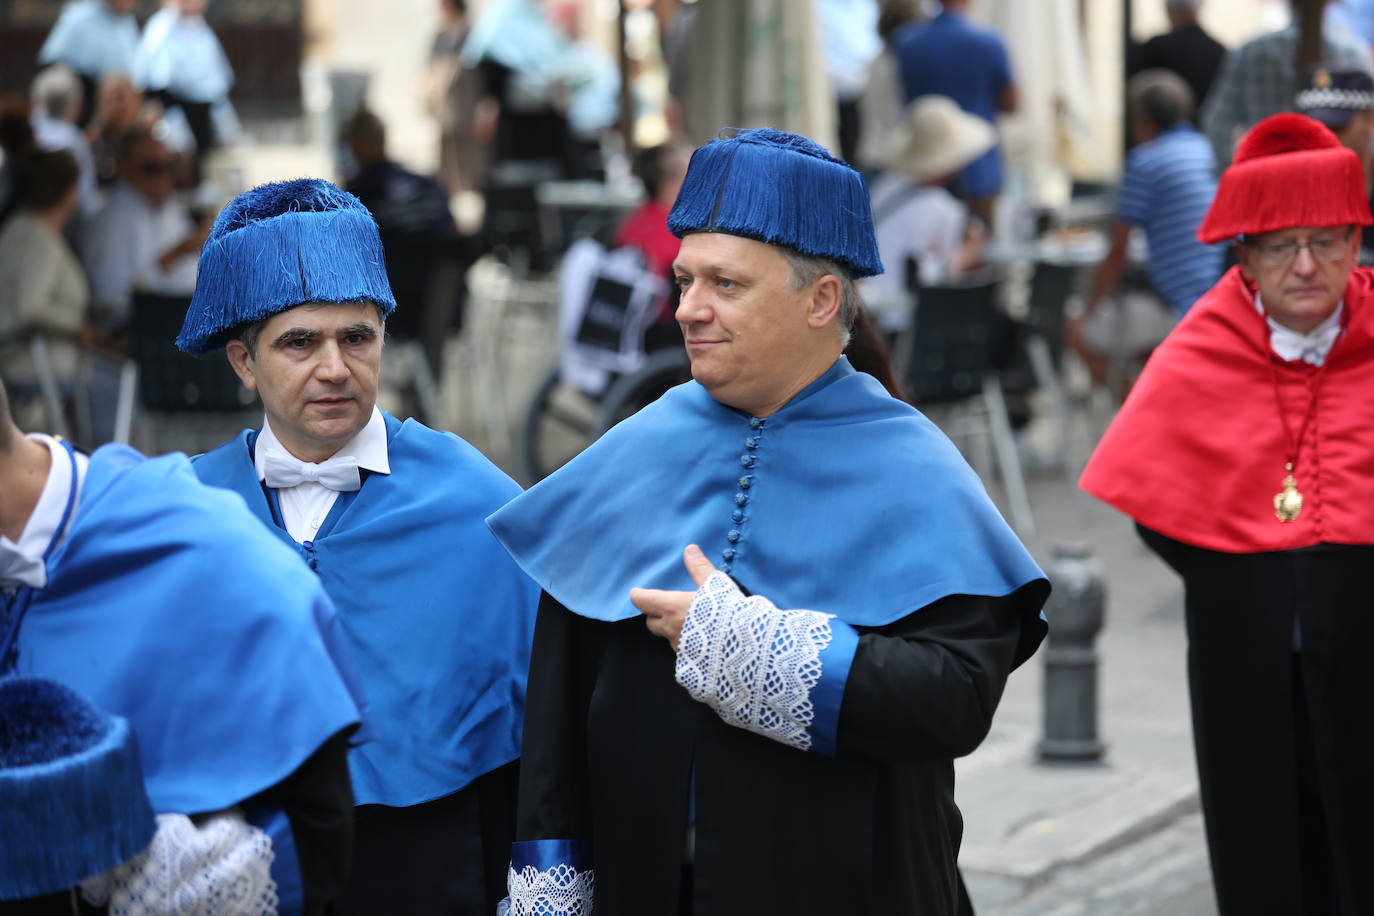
[1197,112,1374,243]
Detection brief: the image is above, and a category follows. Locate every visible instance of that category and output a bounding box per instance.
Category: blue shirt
[1117,124,1223,315]
[893,9,1013,195]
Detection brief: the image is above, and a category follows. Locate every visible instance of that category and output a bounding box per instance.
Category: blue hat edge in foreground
[0,677,156,901]
[667,127,884,279]
[176,178,398,356]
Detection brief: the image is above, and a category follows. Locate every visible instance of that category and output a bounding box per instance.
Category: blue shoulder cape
[193,413,540,808]
[488,358,1047,631]
[15,444,364,816]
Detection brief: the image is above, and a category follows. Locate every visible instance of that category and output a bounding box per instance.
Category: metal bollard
[1037,542,1106,762]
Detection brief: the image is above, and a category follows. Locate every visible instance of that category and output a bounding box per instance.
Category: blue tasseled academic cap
[176,178,397,355]
[667,127,884,279]
[0,678,156,901]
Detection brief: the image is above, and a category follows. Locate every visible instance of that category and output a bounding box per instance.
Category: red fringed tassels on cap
[1197,113,1374,244]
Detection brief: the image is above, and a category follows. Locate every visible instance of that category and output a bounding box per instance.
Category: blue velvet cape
[13,444,364,816]
[488,358,1047,628]
[193,413,540,808]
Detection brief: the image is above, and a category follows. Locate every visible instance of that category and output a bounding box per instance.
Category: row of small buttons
[722,418,766,573]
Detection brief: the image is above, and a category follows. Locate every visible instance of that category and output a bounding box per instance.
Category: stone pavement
[956,455,1216,915]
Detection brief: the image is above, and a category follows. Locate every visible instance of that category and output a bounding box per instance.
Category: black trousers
[334,762,516,916]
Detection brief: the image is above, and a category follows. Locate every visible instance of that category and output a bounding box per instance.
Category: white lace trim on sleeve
[508,862,596,915]
[675,571,835,750]
[81,809,277,916]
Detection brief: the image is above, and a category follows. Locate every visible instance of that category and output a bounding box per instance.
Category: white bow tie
[262,447,362,492]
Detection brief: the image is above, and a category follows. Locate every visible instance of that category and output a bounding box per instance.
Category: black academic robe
[519,581,1045,916]
[1138,526,1374,916]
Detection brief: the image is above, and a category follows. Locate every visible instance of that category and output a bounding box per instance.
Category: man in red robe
[1080,112,1374,915]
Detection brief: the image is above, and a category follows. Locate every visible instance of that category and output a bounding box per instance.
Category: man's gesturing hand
[630,544,718,650]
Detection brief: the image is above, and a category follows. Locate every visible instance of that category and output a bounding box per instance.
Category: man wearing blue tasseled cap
[0,374,363,914]
[487,128,1050,915]
[179,178,540,915]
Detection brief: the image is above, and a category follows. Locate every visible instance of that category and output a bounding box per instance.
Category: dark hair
[844,306,908,401]
[13,149,79,211]
[114,126,160,165]
[342,108,387,151]
[878,0,922,43]
[0,376,13,449]
[230,302,388,359]
[631,144,669,199]
[1128,69,1195,130]
[0,97,34,157]
[233,318,268,359]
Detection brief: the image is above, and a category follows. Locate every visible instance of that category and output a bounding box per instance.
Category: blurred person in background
[892,0,1018,229]
[462,0,573,171]
[135,0,240,173]
[614,142,691,279]
[862,95,993,335]
[1201,0,1373,165]
[1069,69,1222,388]
[548,0,620,179]
[37,0,140,129]
[343,108,462,371]
[1129,0,1227,113]
[81,127,204,334]
[343,109,456,252]
[817,0,882,164]
[426,0,487,197]
[29,65,99,220]
[0,151,88,402]
[613,142,692,349]
[87,72,145,188]
[0,99,35,219]
[854,0,923,173]
[1295,65,1374,257]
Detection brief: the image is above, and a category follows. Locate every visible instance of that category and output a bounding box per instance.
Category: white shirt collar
[254,405,391,482]
[1254,293,1344,366]
[0,435,88,590]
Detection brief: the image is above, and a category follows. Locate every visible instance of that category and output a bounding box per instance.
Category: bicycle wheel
[595,348,692,434]
[520,364,604,485]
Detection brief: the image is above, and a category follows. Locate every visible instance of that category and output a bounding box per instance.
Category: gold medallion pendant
[1274,464,1303,522]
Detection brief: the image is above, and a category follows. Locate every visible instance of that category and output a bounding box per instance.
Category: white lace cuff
[674,572,859,754]
[507,839,595,915]
[81,809,278,916]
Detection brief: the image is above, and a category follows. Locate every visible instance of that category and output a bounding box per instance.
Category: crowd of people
[4,1,1374,915]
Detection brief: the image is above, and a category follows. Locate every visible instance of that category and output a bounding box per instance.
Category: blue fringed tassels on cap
[667,127,884,279]
[176,178,398,355]
[0,677,156,901]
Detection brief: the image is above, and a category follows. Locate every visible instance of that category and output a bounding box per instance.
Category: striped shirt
[1118,124,1224,315]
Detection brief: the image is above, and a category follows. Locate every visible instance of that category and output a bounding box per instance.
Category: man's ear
[225,340,258,391]
[806,274,843,330]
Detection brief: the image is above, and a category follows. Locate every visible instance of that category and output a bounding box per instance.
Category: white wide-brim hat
[882,95,998,184]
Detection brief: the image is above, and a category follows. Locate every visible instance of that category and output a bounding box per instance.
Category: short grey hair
[32,65,82,121]
[780,249,859,346]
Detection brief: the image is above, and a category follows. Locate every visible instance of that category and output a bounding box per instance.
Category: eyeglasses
[1241,228,1355,267]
